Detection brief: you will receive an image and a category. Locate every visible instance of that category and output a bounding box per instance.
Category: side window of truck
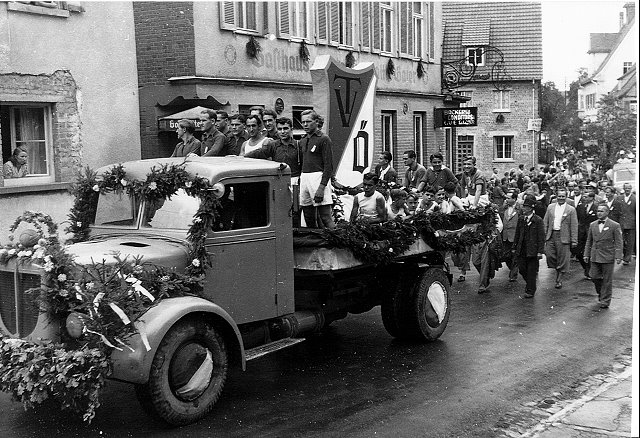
[213,181,270,232]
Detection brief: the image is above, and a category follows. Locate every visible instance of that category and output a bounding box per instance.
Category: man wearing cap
[513,195,545,298]
[584,204,623,308]
[617,183,636,265]
[576,191,598,278]
[543,188,578,289]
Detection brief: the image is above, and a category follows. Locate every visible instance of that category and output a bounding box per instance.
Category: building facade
[133,1,461,179]
[0,1,141,238]
[578,3,636,121]
[442,1,543,176]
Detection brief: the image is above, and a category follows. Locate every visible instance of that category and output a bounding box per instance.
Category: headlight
[65,312,85,338]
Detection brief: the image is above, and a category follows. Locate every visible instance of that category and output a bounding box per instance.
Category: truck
[0,156,452,426]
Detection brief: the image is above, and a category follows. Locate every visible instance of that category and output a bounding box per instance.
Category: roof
[611,66,636,99]
[442,2,542,80]
[584,17,635,84]
[158,106,210,120]
[588,33,619,53]
[95,157,290,184]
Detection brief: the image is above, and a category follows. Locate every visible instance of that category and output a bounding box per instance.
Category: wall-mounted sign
[158,118,206,132]
[527,118,542,132]
[434,107,478,127]
[275,98,285,114]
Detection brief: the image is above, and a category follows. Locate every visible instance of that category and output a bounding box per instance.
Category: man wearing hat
[513,195,545,298]
[584,204,623,308]
[543,188,578,289]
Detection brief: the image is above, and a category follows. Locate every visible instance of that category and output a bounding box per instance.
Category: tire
[135,319,228,426]
[409,268,451,341]
[381,268,419,339]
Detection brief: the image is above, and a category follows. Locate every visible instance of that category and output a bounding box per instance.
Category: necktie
[598,220,605,224]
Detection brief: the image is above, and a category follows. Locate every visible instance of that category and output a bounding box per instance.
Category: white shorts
[299,172,333,206]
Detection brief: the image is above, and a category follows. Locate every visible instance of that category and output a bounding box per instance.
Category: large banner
[310,56,377,187]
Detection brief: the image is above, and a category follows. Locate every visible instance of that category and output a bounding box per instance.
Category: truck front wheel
[411,268,451,341]
[135,319,228,426]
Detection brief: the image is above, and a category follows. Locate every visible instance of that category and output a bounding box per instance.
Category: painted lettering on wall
[250,49,309,72]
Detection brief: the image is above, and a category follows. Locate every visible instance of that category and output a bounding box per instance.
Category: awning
[158,106,210,132]
[157,95,229,108]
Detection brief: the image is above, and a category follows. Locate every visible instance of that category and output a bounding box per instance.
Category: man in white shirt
[543,188,578,289]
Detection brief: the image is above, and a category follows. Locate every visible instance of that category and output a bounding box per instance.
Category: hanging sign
[434,107,478,127]
[527,118,542,132]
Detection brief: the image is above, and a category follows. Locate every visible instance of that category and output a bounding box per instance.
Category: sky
[542,0,630,90]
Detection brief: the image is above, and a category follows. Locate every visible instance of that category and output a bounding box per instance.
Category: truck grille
[0,268,42,338]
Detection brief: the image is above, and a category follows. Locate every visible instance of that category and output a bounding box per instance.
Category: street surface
[0,257,635,437]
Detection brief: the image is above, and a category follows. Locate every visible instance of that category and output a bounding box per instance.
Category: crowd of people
[166,107,634,307]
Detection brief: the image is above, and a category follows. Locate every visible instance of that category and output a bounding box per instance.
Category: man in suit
[617,183,636,265]
[602,186,623,223]
[501,190,520,282]
[513,196,545,298]
[543,188,578,289]
[373,151,398,184]
[575,191,598,278]
[584,204,623,308]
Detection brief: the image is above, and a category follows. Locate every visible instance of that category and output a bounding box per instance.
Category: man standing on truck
[200,109,226,157]
[299,110,335,229]
[245,117,303,226]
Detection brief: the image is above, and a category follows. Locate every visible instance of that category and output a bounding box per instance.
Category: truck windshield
[93,191,140,227]
[141,189,200,230]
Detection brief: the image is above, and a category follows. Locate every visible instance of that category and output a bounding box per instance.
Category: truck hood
[66,236,190,270]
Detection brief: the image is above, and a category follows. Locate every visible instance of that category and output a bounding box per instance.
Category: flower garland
[0,162,221,422]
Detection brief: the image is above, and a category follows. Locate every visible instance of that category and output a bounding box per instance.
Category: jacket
[543,202,578,246]
[616,193,636,229]
[501,205,519,243]
[513,214,545,257]
[601,197,624,223]
[584,218,623,263]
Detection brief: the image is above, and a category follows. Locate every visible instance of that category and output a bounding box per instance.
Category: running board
[245,337,305,361]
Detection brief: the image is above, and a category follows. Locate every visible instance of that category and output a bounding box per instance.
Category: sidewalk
[523,367,634,438]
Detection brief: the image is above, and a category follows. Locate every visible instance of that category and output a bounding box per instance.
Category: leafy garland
[0,162,221,422]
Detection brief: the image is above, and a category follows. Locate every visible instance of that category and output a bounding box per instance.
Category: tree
[583,93,637,169]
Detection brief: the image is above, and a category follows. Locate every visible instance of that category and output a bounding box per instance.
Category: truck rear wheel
[410,268,451,341]
[135,319,228,426]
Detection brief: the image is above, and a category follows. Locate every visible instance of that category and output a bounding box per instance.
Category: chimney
[624,2,635,25]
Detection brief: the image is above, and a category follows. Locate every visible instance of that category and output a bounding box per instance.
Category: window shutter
[428,2,435,60]
[220,1,236,30]
[407,4,414,56]
[316,2,328,43]
[372,2,381,51]
[277,2,291,38]
[504,91,510,109]
[330,1,340,45]
[361,2,370,51]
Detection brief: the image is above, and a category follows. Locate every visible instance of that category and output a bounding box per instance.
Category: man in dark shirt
[216,111,232,138]
[422,152,457,191]
[245,117,302,226]
[221,114,249,156]
[199,109,227,157]
[170,119,201,157]
[262,109,279,140]
[299,110,334,229]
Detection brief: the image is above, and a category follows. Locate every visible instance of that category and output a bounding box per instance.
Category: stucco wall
[0,2,141,169]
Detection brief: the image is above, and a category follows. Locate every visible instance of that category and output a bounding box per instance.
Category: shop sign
[434,107,478,127]
[158,119,206,132]
[527,118,542,132]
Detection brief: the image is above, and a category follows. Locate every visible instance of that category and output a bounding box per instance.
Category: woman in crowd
[3,147,29,178]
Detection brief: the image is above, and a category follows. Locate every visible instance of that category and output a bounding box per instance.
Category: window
[211,181,270,231]
[220,1,260,33]
[371,2,394,53]
[1,104,54,185]
[493,90,510,111]
[459,91,474,108]
[359,2,371,51]
[315,2,354,47]
[623,62,633,74]
[455,135,474,174]
[465,47,484,66]
[427,2,435,60]
[413,112,426,163]
[397,2,427,58]
[585,93,596,110]
[277,2,310,40]
[381,111,395,164]
[6,1,84,17]
[494,136,513,160]
[579,94,585,110]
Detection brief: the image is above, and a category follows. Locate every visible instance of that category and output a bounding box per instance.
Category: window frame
[220,1,262,35]
[2,103,55,187]
[277,1,312,41]
[380,1,394,55]
[381,111,395,166]
[493,135,514,162]
[493,89,511,112]
[465,47,485,66]
[622,61,633,75]
[413,112,426,163]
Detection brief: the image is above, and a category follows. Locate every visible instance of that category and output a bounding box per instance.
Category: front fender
[110,296,245,384]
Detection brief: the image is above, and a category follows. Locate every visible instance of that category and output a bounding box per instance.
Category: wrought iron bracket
[441,45,512,92]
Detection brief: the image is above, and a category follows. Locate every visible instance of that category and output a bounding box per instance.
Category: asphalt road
[1,258,635,438]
